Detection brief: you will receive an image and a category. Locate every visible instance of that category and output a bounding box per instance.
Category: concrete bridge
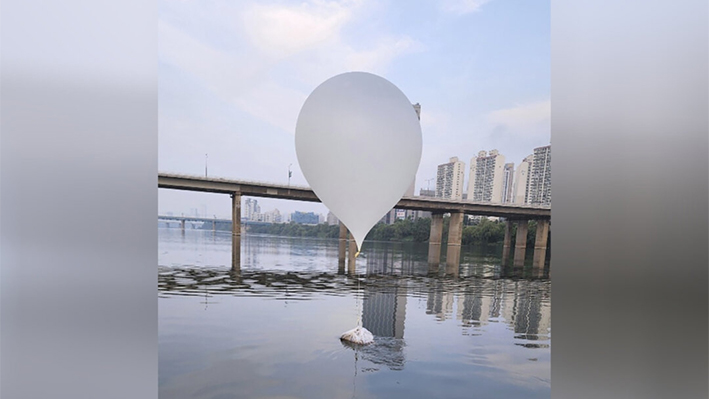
[158,172,551,273]
[157,215,270,232]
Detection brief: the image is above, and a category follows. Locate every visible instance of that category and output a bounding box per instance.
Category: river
[158,227,551,399]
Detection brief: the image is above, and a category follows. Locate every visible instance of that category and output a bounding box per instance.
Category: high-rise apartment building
[326,211,339,226]
[513,155,533,204]
[501,163,515,203]
[244,198,260,220]
[263,209,282,224]
[466,150,506,203]
[527,145,551,205]
[436,157,466,200]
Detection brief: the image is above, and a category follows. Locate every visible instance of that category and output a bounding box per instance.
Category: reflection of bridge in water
[159,173,551,275]
[159,270,550,370]
[359,246,551,350]
[159,246,550,372]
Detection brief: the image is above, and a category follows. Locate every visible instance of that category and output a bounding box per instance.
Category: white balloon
[295,72,422,252]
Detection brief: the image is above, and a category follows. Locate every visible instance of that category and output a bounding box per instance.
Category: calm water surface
[159,228,551,399]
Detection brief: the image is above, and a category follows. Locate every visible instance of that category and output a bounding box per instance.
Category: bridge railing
[158,172,312,190]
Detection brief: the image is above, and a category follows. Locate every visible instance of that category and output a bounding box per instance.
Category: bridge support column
[502,220,513,266]
[231,192,241,271]
[547,226,552,274]
[181,219,185,234]
[446,212,464,274]
[428,213,444,267]
[338,222,347,273]
[348,231,357,275]
[533,220,550,268]
[212,219,216,233]
[513,220,528,267]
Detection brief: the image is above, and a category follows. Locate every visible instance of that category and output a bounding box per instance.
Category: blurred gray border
[1,0,707,398]
[552,0,708,398]
[1,0,157,397]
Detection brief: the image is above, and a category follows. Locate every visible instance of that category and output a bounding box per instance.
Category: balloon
[295,72,422,253]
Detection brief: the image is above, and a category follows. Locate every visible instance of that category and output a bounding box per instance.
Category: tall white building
[326,211,339,226]
[527,145,551,205]
[244,198,260,220]
[501,163,515,203]
[264,209,282,223]
[513,155,533,204]
[466,150,506,203]
[436,157,466,200]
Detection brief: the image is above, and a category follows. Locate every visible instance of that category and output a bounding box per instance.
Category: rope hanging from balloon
[340,247,373,344]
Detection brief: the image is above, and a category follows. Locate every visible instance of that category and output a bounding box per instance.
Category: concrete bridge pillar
[428,213,444,267]
[533,219,550,268]
[502,220,513,266]
[446,212,464,271]
[513,220,528,267]
[347,231,357,275]
[338,222,347,273]
[231,192,241,271]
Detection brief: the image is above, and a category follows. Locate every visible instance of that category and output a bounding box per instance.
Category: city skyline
[158,0,550,217]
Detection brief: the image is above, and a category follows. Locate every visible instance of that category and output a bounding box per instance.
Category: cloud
[242,0,360,58]
[159,0,425,134]
[232,81,307,134]
[419,108,452,138]
[286,33,424,89]
[487,100,550,133]
[483,100,551,161]
[159,19,264,101]
[439,0,493,15]
[345,35,425,73]
[159,14,310,134]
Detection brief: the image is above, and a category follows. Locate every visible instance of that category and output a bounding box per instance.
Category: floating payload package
[340,326,374,345]
[295,72,422,254]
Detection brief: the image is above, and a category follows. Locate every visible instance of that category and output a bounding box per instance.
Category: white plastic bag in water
[340,326,374,345]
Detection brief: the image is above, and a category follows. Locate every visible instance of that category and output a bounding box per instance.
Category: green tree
[412,218,430,242]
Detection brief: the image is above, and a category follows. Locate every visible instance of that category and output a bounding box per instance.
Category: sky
[158,0,550,219]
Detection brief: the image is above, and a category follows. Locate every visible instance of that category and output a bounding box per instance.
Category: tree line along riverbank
[213,217,544,247]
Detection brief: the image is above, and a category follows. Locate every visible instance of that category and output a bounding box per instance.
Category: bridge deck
[158,173,550,219]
